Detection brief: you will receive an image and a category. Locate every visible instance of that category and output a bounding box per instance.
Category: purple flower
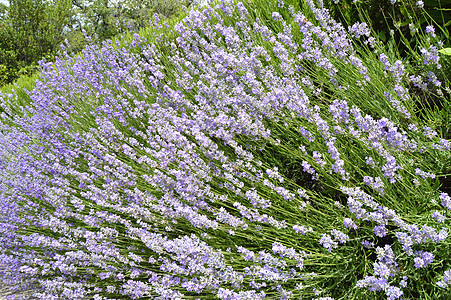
[432,211,446,223]
[380,53,391,71]
[395,232,413,255]
[409,75,428,90]
[432,139,451,151]
[425,25,436,37]
[414,251,434,268]
[408,123,418,132]
[299,126,315,142]
[440,192,451,210]
[414,256,425,268]
[245,188,271,209]
[392,60,405,79]
[356,275,388,292]
[343,218,357,230]
[415,168,436,179]
[421,46,441,69]
[271,242,304,268]
[365,156,376,167]
[373,262,393,278]
[302,160,317,178]
[375,245,396,266]
[381,155,401,183]
[364,176,385,195]
[217,288,266,300]
[385,285,403,299]
[374,225,387,237]
[329,99,350,123]
[293,224,312,235]
[399,276,408,288]
[319,233,338,251]
[427,71,442,87]
[436,270,451,288]
[312,151,327,167]
[272,12,283,22]
[349,22,370,38]
[331,229,349,244]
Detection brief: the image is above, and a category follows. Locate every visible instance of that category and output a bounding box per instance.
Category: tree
[0,0,188,86]
[0,0,73,85]
[8,0,72,61]
[70,0,187,41]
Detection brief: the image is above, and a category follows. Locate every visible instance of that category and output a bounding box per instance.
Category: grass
[0,0,450,299]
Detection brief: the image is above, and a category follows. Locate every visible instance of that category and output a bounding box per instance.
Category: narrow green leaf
[438,48,451,55]
[378,31,386,42]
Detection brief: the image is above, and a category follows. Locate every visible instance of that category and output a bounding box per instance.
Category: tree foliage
[68,0,187,48]
[0,0,188,86]
[0,0,73,85]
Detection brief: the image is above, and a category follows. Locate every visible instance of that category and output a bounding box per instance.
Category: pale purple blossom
[362,240,375,249]
[319,233,339,251]
[331,229,349,244]
[421,45,441,69]
[349,22,370,38]
[425,25,436,37]
[356,275,388,292]
[293,224,313,235]
[343,218,357,230]
[415,168,436,179]
[432,211,446,223]
[374,225,387,237]
[436,270,451,289]
[440,192,451,210]
[385,285,403,299]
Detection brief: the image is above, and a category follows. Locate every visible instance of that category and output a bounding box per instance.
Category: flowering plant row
[0,0,449,299]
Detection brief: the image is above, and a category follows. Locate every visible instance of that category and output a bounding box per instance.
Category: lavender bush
[0,0,450,299]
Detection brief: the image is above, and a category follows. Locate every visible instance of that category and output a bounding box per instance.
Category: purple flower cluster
[1,4,321,295]
[420,45,441,69]
[319,233,338,252]
[357,245,403,299]
[363,176,385,195]
[415,167,436,180]
[413,251,434,268]
[349,22,370,38]
[425,25,436,38]
[343,218,357,230]
[342,184,447,291]
[436,270,451,289]
[440,192,451,211]
[379,54,405,83]
[431,211,446,223]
